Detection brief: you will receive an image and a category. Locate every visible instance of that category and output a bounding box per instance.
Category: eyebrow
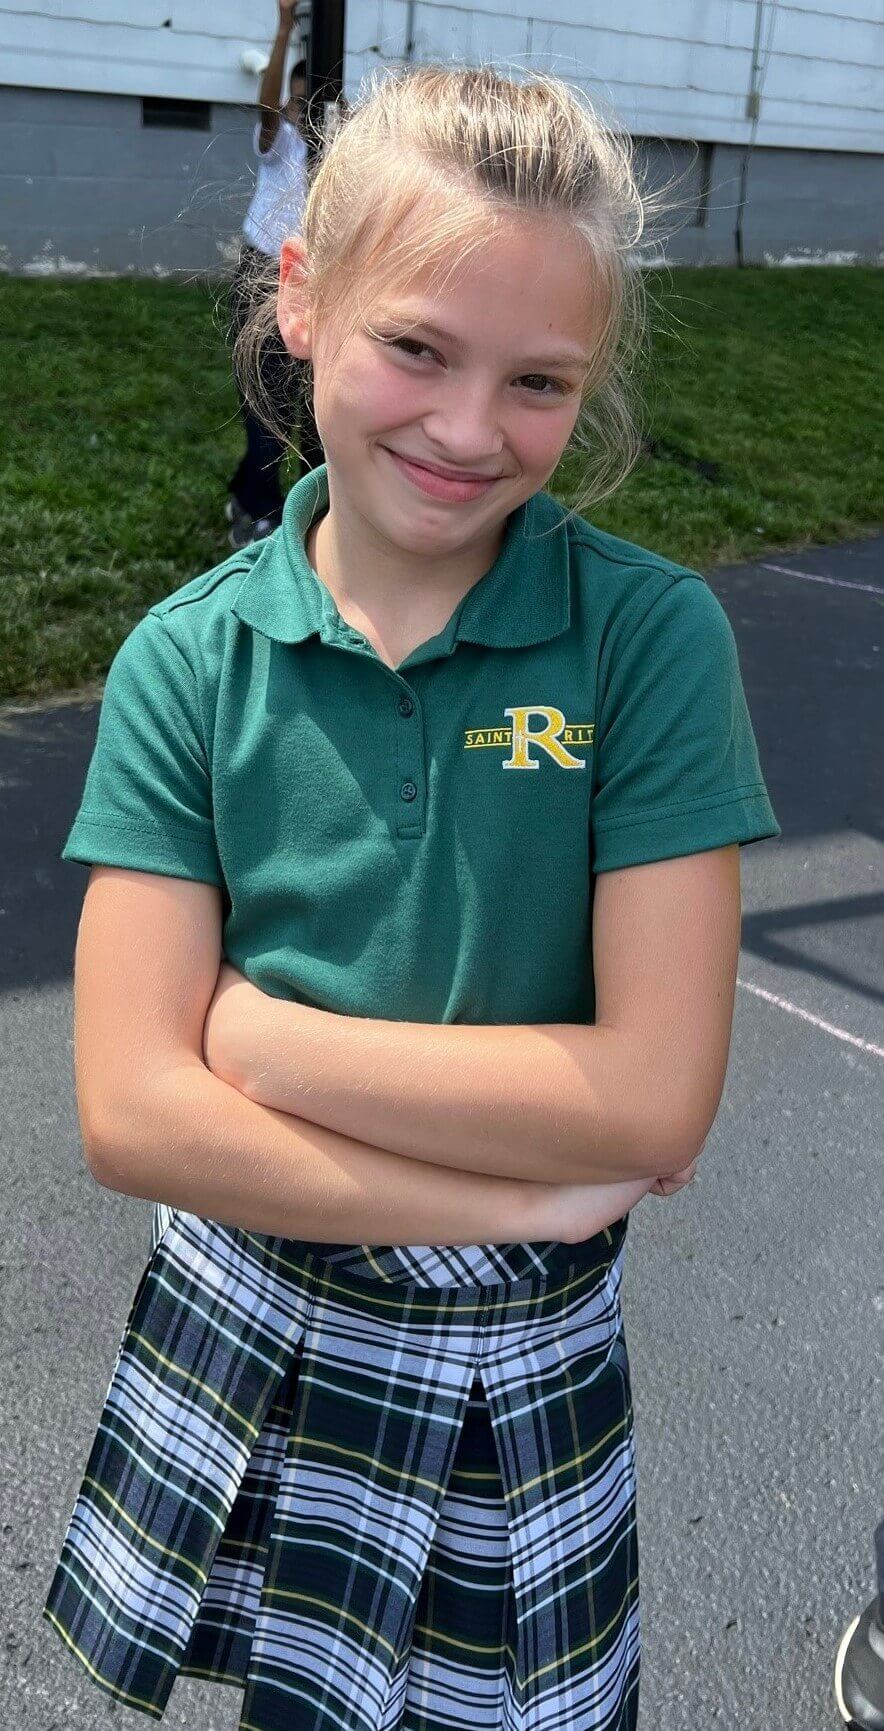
[374,312,590,371]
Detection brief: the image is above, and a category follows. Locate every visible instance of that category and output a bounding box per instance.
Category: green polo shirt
[62,464,779,1025]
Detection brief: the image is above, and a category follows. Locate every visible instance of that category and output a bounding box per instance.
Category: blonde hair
[231,63,650,513]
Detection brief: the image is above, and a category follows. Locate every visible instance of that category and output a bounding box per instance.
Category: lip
[381,446,504,503]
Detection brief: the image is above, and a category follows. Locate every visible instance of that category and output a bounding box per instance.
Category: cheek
[509,400,581,472]
[316,349,425,437]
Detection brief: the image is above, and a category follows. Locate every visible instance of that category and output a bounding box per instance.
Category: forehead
[371,209,601,354]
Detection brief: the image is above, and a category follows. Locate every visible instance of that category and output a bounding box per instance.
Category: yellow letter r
[502,706,585,770]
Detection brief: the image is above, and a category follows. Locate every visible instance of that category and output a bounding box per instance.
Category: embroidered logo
[464,706,594,770]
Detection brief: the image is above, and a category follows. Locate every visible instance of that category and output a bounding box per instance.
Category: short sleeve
[591,575,780,872]
[61,611,224,886]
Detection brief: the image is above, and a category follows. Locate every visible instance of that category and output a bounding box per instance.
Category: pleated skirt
[42,1206,640,1730]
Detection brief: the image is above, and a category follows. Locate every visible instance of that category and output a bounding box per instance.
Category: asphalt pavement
[1,534,881,1730]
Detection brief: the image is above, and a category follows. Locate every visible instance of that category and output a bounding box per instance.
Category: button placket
[393,679,424,840]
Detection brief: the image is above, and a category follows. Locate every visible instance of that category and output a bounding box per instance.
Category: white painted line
[761,561,884,597]
[737,977,884,1058]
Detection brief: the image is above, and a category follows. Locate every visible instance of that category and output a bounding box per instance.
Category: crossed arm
[203,848,742,1187]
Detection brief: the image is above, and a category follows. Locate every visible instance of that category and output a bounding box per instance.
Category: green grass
[1,268,881,701]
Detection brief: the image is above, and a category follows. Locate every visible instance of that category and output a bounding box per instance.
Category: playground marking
[761,562,884,597]
[737,977,884,1059]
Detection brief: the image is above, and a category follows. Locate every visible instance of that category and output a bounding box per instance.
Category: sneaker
[226,498,279,549]
[250,516,276,542]
[226,496,254,549]
[226,498,250,543]
[833,1517,884,1729]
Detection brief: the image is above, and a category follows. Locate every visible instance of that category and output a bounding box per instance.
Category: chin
[385,501,502,554]
[379,514,456,555]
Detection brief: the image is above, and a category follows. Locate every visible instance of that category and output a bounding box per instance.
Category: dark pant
[227,241,324,525]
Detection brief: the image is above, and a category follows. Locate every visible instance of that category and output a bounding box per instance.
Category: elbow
[83,1057,207,1196]
[84,1144,127,1196]
[83,1114,141,1193]
[632,1096,719,1179]
[80,1090,160,1195]
[592,1030,726,1180]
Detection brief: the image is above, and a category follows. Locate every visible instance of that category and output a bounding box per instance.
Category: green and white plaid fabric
[43,1210,638,1729]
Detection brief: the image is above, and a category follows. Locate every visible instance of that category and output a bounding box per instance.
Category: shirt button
[398,694,415,718]
[400,780,418,803]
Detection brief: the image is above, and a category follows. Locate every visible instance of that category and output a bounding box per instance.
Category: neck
[306,467,506,667]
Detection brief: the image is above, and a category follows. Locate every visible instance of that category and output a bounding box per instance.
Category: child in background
[226,0,323,549]
[43,64,779,1731]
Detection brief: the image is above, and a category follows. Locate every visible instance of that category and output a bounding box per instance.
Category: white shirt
[242,116,309,257]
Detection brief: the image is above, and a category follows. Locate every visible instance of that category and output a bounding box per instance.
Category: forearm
[219,990,685,1185]
[259,21,291,115]
[88,1057,551,1245]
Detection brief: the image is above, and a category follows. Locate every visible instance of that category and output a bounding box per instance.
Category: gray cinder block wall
[0,83,882,276]
[638,137,884,266]
[0,85,255,276]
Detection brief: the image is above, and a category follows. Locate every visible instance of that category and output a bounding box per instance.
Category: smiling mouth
[394,454,504,482]
[381,447,507,501]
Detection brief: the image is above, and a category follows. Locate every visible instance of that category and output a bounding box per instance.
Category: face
[278,208,601,562]
[285,74,306,122]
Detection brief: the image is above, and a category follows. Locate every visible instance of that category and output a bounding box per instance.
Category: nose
[422,376,505,466]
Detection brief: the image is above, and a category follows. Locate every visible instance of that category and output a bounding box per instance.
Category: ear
[277,236,311,359]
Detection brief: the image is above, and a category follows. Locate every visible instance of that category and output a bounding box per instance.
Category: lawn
[0,267,881,701]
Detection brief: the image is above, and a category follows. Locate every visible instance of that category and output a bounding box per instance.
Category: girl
[42,65,779,1731]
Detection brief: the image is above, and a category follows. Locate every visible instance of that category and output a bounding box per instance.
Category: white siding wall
[346,0,883,153]
[0,0,881,153]
[0,0,288,104]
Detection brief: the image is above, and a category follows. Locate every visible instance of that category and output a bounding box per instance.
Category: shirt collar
[230,463,572,651]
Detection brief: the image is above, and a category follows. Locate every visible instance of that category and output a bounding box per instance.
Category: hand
[529,1151,702,1245]
[532,1174,661,1246]
[647,1153,702,1196]
[278,0,297,21]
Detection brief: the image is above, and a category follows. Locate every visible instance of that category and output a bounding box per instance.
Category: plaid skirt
[42,1206,639,1730]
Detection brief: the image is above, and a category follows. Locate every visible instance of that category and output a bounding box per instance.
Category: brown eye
[387,337,436,362]
[518,373,566,395]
